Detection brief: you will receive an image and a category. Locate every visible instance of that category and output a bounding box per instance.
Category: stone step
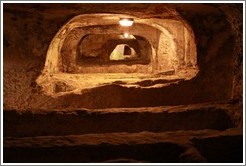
[3,128,243,163]
[4,100,239,137]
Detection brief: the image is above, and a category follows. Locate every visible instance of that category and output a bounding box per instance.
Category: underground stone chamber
[36,13,198,97]
[3,3,243,163]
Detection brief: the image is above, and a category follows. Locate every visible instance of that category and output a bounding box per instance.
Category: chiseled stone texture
[4,128,242,163]
[3,4,242,111]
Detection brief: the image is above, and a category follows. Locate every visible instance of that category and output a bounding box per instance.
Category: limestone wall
[3,3,242,110]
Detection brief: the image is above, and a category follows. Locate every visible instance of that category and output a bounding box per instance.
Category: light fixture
[123,32,129,38]
[119,18,134,27]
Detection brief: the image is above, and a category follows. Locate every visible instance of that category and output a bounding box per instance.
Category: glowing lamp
[119,18,134,27]
[123,33,129,38]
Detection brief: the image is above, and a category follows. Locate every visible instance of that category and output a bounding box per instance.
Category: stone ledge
[3,128,243,163]
[3,100,238,137]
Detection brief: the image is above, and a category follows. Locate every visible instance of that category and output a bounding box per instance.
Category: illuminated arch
[36,13,198,97]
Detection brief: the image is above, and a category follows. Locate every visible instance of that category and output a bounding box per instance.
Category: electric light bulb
[123,33,129,38]
[119,18,134,27]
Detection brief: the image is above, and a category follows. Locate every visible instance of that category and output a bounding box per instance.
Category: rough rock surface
[3,100,241,137]
[4,128,242,163]
[3,100,243,163]
[2,3,243,164]
[3,3,243,110]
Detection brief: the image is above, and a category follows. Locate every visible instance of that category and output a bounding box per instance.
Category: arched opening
[76,34,151,66]
[36,13,198,97]
[109,44,137,61]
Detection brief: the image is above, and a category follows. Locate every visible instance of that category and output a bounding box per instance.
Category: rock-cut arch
[36,13,198,97]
